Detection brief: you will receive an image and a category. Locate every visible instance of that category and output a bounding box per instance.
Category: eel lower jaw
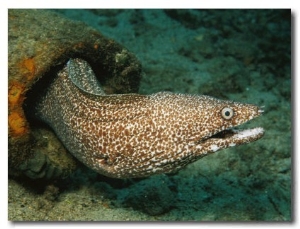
[203,127,265,147]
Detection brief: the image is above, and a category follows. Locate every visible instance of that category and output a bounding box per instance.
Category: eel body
[36,58,264,178]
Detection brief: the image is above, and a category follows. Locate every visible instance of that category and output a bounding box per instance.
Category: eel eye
[221,107,234,120]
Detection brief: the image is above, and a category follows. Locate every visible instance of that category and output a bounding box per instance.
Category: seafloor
[8,9,291,221]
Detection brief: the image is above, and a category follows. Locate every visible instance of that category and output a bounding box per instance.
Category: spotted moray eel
[36,58,264,178]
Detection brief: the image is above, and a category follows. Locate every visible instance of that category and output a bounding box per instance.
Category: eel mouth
[210,128,236,139]
[202,127,265,145]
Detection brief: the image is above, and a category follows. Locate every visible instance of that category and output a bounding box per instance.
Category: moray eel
[36,58,264,178]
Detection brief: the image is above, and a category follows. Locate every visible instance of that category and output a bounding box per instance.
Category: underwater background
[8,9,291,221]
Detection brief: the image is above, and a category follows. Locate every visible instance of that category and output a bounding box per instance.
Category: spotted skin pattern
[37,59,264,178]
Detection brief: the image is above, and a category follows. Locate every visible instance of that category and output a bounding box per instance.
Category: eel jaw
[199,127,265,153]
[210,127,264,141]
[230,127,265,141]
